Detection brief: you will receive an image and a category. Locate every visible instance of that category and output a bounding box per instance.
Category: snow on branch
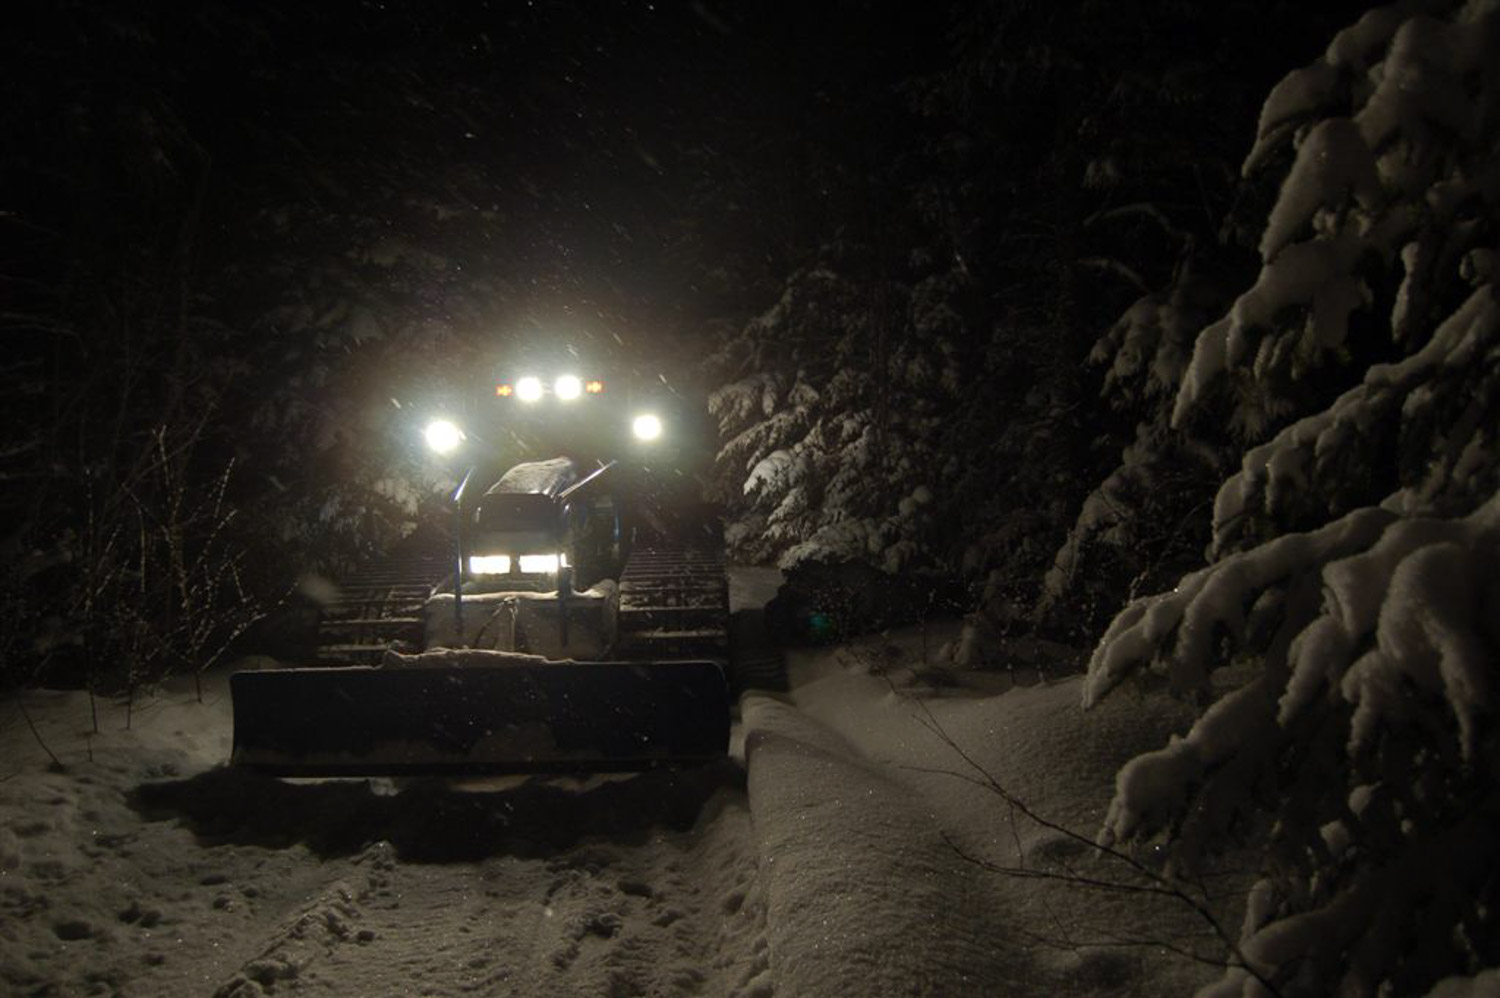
[709,262,963,571]
[1084,505,1396,710]
[1242,62,1345,177]
[1089,491,1500,992]
[1089,284,1201,409]
[1175,0,1500,439]
[1210,283,1499,555]
[1090,493,1499,828]
[1257,119,1381,263]
[1034,270,1221,632]
[1084,5,1500,992]
[1281,496,1500,761]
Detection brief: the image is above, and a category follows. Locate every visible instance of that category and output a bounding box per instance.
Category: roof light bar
[554,375,583,400]
[496,375,603,401]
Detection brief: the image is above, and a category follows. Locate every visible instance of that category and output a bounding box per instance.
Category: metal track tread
[615,546,730,661]
[315,556,452,665]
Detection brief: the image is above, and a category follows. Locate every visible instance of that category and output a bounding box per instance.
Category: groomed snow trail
[4,564,1236,998]
[202,779,771,998]
[1,674,772,998]
[761,633,1244,998]
[740,694,1027,996]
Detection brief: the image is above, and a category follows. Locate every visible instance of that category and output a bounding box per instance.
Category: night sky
[10,2,943,341]
[4,1,1359,373]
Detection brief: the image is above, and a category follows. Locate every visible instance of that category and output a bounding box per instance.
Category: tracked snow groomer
[230,367,731,776]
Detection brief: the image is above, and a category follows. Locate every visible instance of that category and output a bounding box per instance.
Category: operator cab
[466,457,625,593]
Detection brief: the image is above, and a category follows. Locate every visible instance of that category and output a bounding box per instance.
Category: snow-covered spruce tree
[708,261,967,574]
[232,202,483,575]
[1034,262,1229,638]
[1085,3,1500,994]
[924,0,1376,654]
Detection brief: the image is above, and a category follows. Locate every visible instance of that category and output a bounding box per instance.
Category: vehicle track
[208,778,770,998]
[315,555,451,665]
[616,546,730,661]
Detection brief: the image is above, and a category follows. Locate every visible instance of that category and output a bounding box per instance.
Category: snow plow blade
[230,661,730,776]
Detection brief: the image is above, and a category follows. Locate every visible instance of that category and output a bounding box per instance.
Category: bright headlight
[518,553,562,574]
[424,419,463,455]
[631,413,663,442]
[554,375,582,401]
[469,554,511,575]
[515,376,544,402]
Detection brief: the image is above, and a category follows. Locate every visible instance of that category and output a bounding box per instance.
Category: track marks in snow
[213,879,369,997]
[0,751,766,998]
[2,676,775,998]
[199,781,771,998]
[700,807,775,998]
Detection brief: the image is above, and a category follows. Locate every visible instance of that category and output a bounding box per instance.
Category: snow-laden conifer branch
[708,266,961,571]
[1084,3,1500,993]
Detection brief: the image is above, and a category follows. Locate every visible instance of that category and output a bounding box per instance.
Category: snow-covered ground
[2,570,1244,997]
[1,669,767,998]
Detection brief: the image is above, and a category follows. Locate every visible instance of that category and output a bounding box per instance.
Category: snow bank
[743,633,1239,996]
[742,695,1017,996]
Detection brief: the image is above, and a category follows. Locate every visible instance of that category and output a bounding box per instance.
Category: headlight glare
[518,553,562,574]
[631,413,663,442]
[469,554,511,575]
[424,419,463,455]
[554,375,582,400]
[515,376,544,402]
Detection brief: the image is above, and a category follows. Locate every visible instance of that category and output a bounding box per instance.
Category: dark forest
[3,2,1499,995]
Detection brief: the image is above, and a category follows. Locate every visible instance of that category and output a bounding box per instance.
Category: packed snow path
[157,770,769,996]
[0,680,772,998]
[2,571,784,998]
[4,566,1248,997]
